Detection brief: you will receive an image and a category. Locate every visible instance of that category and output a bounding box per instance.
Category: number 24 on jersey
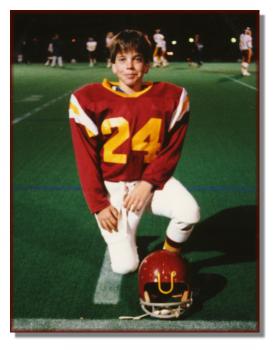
[87,117,162,164]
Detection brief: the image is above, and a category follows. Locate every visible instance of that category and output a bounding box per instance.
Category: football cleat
[138,250,193,319]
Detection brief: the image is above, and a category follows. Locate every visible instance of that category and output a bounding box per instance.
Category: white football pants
[51,56,63,67]
[95,177,200,274]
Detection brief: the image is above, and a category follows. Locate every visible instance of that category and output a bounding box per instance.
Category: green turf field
[12,62,259,333]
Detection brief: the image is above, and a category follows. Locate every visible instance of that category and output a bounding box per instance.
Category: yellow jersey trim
[102,79,153,98]
[69,102,80,115]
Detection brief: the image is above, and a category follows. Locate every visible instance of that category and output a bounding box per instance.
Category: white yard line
[222,75,257,91]
[13,91,71,125]
[19,95,43,102]
[92,248,123,305]
[12,318,258,331]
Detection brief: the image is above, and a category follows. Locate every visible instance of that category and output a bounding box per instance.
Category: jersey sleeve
[69,93,110,214]
[141,88,190,189]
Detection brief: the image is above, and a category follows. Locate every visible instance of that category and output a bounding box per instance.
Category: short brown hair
[109,29,152,63]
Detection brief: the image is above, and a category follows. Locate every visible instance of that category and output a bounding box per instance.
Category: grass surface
[12,62,258,332]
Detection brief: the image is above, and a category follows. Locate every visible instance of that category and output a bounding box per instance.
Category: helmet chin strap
[119,313,149,320]
[141,302,183,319]
[118,308,181,320]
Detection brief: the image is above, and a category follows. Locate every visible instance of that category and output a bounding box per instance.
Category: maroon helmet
[138,250,193,319]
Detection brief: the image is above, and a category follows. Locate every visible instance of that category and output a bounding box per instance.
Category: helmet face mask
[138,250,193,319]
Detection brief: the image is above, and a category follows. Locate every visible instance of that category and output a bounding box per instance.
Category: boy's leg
[51,56,57,67]
[241,51,251,76]
[58,56,63,67]
[150,177,200,253]
[95,181,144,274]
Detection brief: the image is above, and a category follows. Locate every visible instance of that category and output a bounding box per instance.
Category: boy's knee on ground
[111,258,139,275]
[108,239,139,275]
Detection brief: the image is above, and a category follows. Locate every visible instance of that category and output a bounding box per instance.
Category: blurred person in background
[192,34,204,67]
[105,32,114,68]
[86,37,98,67]
[51,34,64,68]
[44,41,54,66]
[153,28,168,67]
[239,27,253,76]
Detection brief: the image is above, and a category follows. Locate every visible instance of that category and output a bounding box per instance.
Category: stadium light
[167,51,174,56]
[188,37,194,43]
[230,37,237,43]
[171,40,177,45]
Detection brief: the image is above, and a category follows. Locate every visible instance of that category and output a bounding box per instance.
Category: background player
[105,31,114,68]
[152,28,168,67]
[193,34,204,67]
[69,29,200,275]
[86,37,98,67]
[239,26,253,76]
[44,41,53,66]
[50,33,64,67]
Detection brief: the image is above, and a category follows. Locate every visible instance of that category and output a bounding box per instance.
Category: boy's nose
[126,59,134,68]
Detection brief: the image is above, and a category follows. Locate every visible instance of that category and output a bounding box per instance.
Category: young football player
[153,28,168,67]
[50,34,64,68]
[192,34,204,67]
[239,27,253,76]
[44,42,54,66]
[105,31,114,68]
[86,37,98,67]
[69,29,200,274]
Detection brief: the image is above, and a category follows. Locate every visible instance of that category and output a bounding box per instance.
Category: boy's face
[112,50,150,92]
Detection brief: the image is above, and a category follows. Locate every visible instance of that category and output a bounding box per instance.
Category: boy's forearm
[70,119,110,214]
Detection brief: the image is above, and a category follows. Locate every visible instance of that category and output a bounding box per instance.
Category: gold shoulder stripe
[69,95,99,138]
[85,127,95,138]
[69,102,80,115]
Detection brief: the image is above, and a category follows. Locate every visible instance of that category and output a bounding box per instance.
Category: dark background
[12,11,258,63]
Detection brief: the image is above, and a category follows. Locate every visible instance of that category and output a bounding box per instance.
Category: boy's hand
[123,181,153,212]
[97,205,119,233]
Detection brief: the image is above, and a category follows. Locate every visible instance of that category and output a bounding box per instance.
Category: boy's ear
[144,63,150,74]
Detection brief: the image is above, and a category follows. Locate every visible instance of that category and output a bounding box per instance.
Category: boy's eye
[118,57,126,62]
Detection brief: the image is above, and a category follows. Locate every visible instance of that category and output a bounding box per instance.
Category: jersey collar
[102,79,153,98]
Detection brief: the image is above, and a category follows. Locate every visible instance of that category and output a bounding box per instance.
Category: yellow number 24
[101,117,162,164]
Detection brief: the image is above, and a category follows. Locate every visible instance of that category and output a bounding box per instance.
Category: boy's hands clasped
[97,181,153,233]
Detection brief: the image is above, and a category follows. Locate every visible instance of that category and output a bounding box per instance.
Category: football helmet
[138,250,192,319]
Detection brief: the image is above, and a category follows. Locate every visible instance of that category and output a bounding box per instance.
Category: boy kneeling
[69,29,200,274]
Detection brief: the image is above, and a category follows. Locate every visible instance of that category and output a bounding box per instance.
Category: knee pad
[171,202,200,226]
[111,261,138,275]
[166,219,195,243]
[107,238,139,275]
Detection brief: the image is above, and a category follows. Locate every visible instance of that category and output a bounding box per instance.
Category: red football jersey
[69,79,190,213]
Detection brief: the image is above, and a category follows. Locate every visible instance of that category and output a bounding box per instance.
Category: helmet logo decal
[157,271,176,295]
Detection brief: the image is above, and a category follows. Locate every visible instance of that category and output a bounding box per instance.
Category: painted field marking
[93,248,123,305]
[13,91,71,125]
[12,318,258,331]
[222,75,257,91]
[20,95,43,102]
